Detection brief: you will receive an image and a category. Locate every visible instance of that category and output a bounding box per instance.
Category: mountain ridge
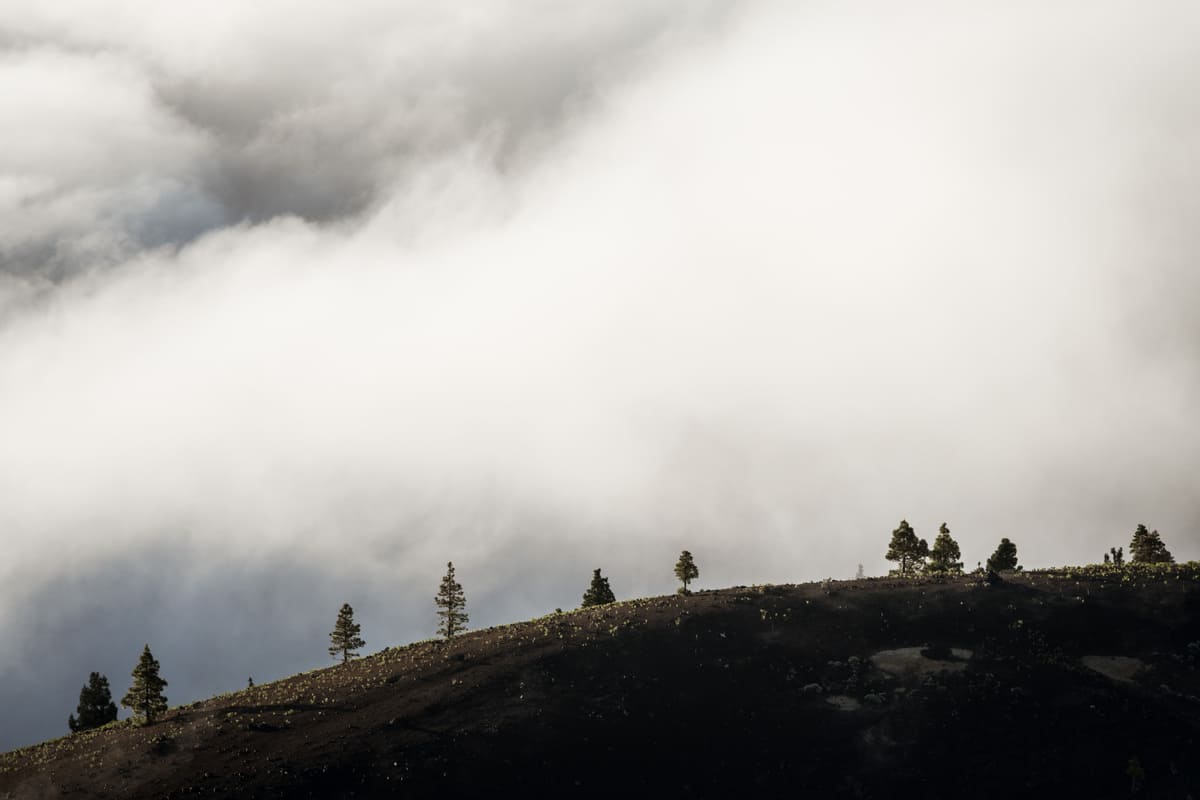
[4,565,1200,798]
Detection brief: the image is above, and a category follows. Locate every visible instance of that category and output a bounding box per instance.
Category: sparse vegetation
[435,561,469,638]
[328,603,366,662]
[120,645,168,725]
[4,564,1200,798]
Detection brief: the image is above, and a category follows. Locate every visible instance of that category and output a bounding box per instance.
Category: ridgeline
[3,564,1200,798]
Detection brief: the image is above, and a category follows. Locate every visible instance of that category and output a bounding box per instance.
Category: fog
[2,0,1199,749]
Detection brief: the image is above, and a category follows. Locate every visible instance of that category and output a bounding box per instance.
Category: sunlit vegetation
[119,645,168,725]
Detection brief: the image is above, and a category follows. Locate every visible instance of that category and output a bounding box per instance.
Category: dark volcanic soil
[4,565,1200,799]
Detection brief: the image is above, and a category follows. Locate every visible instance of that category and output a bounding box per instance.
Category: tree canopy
[927,523,963,574]
[674,550,699,593]
[581,568,616,607]
[120,645,168,725]
[986,538,1020,572]
[68,672,118,733]
[328,603,366,662]
[885,520,928,576]
[435,561,469,638]
[1129,524,1173,564]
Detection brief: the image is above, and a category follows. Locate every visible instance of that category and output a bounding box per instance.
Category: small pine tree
[247,676,254,688]
[927,523,963,574]
[68,672,118,733]
[1109,546,1124,566]
[328,603,366,662]
[986,538,1019,572]
[674,550,699,593]
[435,562,469,638]
[855,563,866,580]
[120,645,168,725]
[885,520,929,577]
[581,568,616,607]
[1103,552,1110,565]
[1129,524,1173,564]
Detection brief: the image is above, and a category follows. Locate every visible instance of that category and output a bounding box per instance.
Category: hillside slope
[3,566,1200,798]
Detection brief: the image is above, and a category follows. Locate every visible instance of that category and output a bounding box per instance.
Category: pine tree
[328,603,366,662]
[674,550,699,594]
[885,520,929,577]
[68,672,118,733]
[986,538,1019,572]
[927,523,963,574]
[120,645,168,725]
[1129,524,1174,563]
[435,562,469,638]
[581,568,616,607]
[855,563,866,580]
[1109,546,1124,566]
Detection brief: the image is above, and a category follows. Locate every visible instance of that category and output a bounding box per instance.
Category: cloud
[0,0,732,279]
[2,0,1200,749]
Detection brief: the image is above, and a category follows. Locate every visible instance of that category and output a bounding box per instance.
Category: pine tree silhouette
[928,523,963,574]
[885,520,929,576]
[328,603,366,662]
[68,672,118,733]
[986,538,1019,572]
[435,562,469,638]
[1130,524,1174,563]
[674,550,699,593]
[581,568,616,607]
[120,645,168,725]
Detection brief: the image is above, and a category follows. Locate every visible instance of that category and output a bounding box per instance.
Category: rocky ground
[3,564,1199,798]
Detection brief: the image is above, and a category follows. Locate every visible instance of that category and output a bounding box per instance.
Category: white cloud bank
[1,0,1199,749]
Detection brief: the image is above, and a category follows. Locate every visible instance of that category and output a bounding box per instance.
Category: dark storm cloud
[0,1,732,279]
[2,0,1200,751]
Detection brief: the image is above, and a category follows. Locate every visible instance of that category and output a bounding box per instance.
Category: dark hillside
[4,565,1200,798]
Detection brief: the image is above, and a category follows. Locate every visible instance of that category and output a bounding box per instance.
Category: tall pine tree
[435,562,469,638]
[120,645,168,725]
[581,568,616,607]
[68,672,118,733]
[927,523,963,574]
[1129,524,1174,563]
[328,603,366,662]
[885,520,928,576]
[674,550,699,593]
